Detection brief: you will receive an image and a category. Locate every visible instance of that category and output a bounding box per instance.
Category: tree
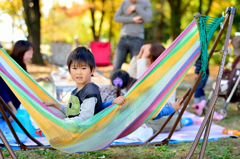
[22,0,43,64]
[167,0,191,40]
[0,0,26,44]
[87,0,106,41]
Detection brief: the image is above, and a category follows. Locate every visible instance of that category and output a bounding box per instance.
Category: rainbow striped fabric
[0,19,210,153]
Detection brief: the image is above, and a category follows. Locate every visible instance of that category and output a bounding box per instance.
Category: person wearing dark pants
[112,0,152,73]
[193,55,209,116]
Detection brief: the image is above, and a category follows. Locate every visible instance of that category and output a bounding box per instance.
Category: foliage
[0,0,240,64]
[0,0,27,38]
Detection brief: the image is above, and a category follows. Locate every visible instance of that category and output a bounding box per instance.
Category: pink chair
[90,41,112,67]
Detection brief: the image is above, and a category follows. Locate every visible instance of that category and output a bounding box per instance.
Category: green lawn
[2,66,240,158]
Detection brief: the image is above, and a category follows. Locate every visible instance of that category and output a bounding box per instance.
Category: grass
[1,86,240,159]
[2,137,240,158]
[1,65,240,158]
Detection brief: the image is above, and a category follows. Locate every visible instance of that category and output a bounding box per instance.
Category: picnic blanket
[0,110,232,150]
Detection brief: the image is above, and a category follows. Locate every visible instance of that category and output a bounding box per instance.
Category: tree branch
[180,0,191,14]
[204,0,213,16]
[98,0,106,40]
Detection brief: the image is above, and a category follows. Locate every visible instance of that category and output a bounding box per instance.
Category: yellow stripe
[143,32,199,118]
[0,50,54,101]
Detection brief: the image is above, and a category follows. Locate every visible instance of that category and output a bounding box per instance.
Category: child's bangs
[72,59,88,67]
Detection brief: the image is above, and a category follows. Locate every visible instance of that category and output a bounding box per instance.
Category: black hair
[11,40,34,71]
[149,44,166,63]
[110,70,137,97]
[67,46,96,72]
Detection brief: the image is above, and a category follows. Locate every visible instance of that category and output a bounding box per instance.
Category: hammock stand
[0,7,236,159]
[186,7,236,159]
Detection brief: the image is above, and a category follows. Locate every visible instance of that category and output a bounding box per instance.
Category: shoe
[192,104,197,109]
[35,129,43,137]
[194,100,206,116]
[213,112,224,120]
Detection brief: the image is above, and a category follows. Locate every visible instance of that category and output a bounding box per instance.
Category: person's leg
[194,75,209,115]
[200,75,209,101]
[129,38,144,58]
[194,75,208,104]
[112,38,129,73]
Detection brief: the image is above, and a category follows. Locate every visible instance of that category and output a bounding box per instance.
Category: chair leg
[0,129,17,159]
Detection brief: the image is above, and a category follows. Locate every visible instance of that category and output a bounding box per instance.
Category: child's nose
[77,69,82,74]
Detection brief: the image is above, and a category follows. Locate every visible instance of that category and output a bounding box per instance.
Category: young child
[101,70,137,102]
[102,69,183,119]
[43,46,125,121]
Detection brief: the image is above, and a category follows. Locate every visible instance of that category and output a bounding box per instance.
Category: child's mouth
[77,77,82,80]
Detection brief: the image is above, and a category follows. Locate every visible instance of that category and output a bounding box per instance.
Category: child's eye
[82,67,86,70]
[72,67,77,69]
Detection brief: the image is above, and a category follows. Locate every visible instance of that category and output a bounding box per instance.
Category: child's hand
[43,101,60,109]
[172,98,183,111]
[113,96,126,106]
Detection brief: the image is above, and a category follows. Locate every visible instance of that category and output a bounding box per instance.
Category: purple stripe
[0,67,62,119]
[134,20,197,86]
[118,46,201,138]
[0,62,8,72]
[90,49,201,151]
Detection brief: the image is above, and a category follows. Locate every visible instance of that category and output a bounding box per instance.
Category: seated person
[102,69,183,120]
[101,70,137,102]
[0,40,51,121]
[43,46,125,121]
[128,43,176,105]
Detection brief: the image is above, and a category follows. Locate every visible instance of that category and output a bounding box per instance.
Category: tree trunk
[22,0,43,65]
[90,5,99,41]
[168,0,182,40]
[156,0,166,43]
[89,0,106,41]
[199,0,202,14]
[204,0,213,16]
[108,0,115,41]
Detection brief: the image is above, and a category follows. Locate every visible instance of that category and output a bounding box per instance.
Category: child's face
[70,62,94,89]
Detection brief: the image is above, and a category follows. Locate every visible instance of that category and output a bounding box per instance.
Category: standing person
[192,55,209,116]
[0,40,51,120]
[112,0,152,73]
[193,56,224,120]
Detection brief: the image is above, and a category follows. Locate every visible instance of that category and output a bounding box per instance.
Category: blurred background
[0,0,239,66]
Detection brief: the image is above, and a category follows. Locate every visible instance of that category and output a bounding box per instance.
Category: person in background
[101,70,137,102]
[112,0,152,73]
[0,40,51,121]
[101,69,182,120]
[192,54,209,116]
[127,43,176,104]
[127,43,182,132]
[128,44,165,77]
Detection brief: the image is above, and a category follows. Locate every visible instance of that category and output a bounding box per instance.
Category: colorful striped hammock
[0,15,223,153]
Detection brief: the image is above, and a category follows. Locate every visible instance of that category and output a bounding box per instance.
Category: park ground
[1,64,240,159]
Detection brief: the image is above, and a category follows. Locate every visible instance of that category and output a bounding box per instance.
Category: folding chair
[0,96,53,151]
[90,41,112,67]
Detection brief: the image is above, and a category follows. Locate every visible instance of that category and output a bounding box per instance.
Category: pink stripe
[118,50,200,138]
[0,68,62,119]
[131,21,197,90]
